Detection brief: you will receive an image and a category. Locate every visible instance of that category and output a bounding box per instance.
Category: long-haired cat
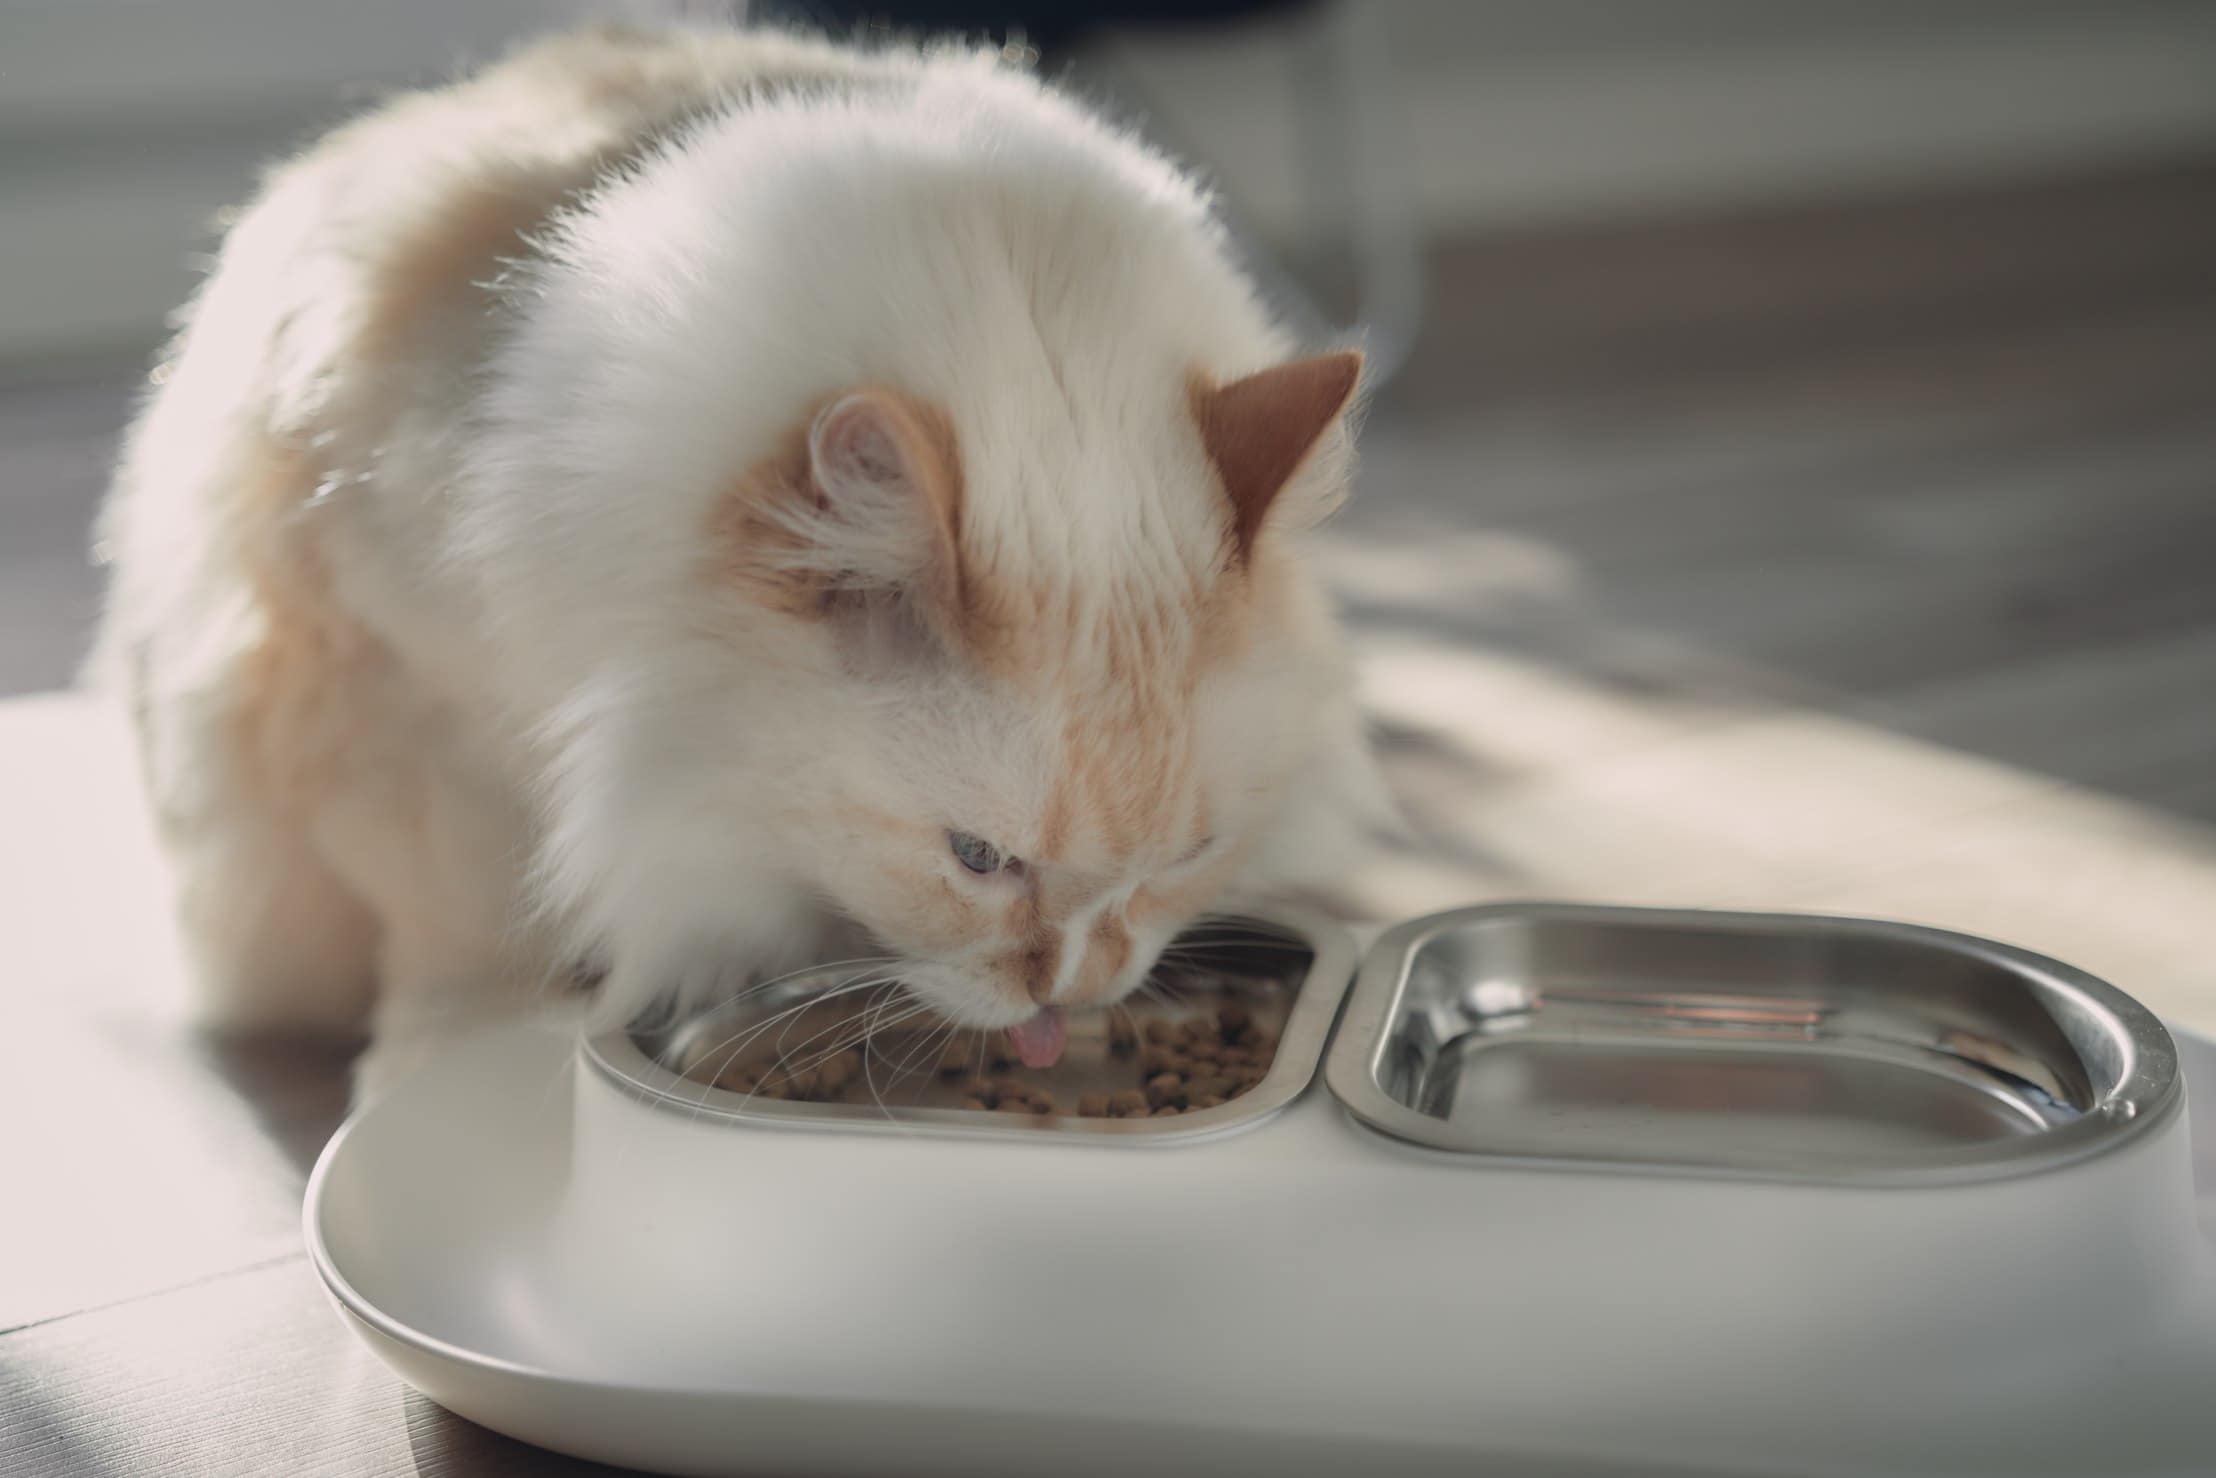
[93,23,1388,1095]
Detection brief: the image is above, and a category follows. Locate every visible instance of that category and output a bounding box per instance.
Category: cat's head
[472,61,1388,1056]
[702,351,1367,1062]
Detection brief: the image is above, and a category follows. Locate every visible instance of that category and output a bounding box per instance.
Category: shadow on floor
[194,1031,362,1177]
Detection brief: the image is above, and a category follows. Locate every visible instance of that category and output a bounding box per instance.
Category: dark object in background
[749,1,1321,60]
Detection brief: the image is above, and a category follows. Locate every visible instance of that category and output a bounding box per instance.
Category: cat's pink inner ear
[706,386,966,632]
[1190,350,1362,565]
[807,389,961,552]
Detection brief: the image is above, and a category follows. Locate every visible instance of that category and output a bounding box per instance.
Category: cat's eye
[948,831,1007,875]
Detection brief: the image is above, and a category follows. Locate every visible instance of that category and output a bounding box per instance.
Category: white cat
[93,23,1388,1095]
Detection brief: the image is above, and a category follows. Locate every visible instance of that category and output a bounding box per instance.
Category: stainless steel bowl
[1324,902,2180,1184]
[584,908,1357,1142]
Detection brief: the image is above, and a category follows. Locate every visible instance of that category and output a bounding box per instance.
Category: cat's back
[97,24,926,693]
[193,24,913,438]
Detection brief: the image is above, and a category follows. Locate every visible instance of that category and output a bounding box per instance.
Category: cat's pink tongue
[1007,1007,1068,1069]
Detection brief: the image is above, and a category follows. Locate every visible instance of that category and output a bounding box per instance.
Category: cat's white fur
[93,24,1388,1095]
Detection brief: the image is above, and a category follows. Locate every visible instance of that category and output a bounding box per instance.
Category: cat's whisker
[882,1019,956,1104]
[860,982,930,1121]
[690,970,900,1076]
[673,958,900,1084]
[916,1022,962,1089]
[857,981,918,1050]
[681,1001,816,1115]
[851,996,933,1067]
[921,1023,965,1101]
[852,988,897,1057]
[723,993,932,1120]
[883,1017,947,1082]
[777,990,929,1080]
[760,976,913,1078]
[723,955,899,1007]
[680,967,907,1118]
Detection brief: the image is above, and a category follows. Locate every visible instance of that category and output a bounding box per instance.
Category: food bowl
[1325,903,2178,1184]
[309,902,2216,1477]
[588,918,1348,1140]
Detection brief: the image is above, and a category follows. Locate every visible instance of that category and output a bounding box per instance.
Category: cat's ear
[805,388,963,586]
[724,386,966,659]
[1190,350,1363,566]
[797,388,968,657]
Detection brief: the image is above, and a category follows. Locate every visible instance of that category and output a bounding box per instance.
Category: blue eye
[948,831,1006,875]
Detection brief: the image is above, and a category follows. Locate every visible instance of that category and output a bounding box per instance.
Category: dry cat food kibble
[1074,1003,1274,1118]
[696,995,1277,1121]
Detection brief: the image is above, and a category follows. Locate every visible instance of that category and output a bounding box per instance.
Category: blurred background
[10,0,2216,944]
[9,0,2216,1058]
[6,3,2216,1470]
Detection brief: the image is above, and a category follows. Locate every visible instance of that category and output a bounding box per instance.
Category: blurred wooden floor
[5,156,2216,1475]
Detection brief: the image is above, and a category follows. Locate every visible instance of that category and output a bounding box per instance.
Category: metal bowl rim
[1321,900,2183,1187]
